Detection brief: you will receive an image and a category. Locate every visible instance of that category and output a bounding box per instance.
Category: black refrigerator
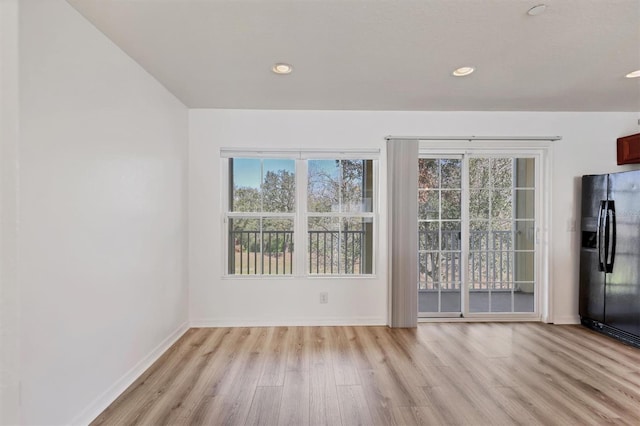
[580,170,640,347]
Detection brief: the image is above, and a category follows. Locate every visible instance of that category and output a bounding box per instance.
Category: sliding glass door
[418,153,539,318]
[418,157,463,315]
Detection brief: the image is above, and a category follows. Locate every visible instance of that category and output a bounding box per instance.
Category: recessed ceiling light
[625,69,640,78]
[272,63,293,75]
[527,4,547,16]
[452,67,475,77]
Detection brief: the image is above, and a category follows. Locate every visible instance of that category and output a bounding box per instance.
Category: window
[228,158,295,275]
[307,159,374,274]
[223,152,377,276]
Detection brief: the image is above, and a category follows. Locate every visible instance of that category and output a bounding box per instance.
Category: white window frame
[220,148,380,278]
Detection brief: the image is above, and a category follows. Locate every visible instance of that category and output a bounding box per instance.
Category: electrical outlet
[319,292,328,304]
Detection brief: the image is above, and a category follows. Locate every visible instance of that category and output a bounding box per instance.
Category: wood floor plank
[277,370,310,425]
[171,328,254,425]
[309,366,341,426]
[245,386,282,426]
[187,327,270,425]
[434,325,555,424]
[492,337,617,425]
[534,324,640,390]
[344,326,377,371]
[430,331,548,425]
[309,326,333,369]
[517,326,636,423]
[391,405,451,426]
[336,385,374,426]
[329,327,360,386]
[421,385,490,425]
[137,328,242,425]
[365,327,434,390]
[353,327,429,408]
[357,368,404,425]
[257,327,288,387]
[91,323,640,426]
[285,326,310,372]
[488,385,545,426]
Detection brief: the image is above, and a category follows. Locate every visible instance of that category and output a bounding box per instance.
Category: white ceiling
[67,0,640,111]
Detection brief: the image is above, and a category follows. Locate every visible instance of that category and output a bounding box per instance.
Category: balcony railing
[230,228,367,275]
[419,229,515,290]
[308,229,365,274]
[230,230,293,275]
[230,229,519,284]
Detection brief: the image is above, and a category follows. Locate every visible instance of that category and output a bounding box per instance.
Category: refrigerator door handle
[597,200,606,272]
[603,200,610,273]
[606,201,616,272]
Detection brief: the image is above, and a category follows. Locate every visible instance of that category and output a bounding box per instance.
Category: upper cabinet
[617,133,640,165]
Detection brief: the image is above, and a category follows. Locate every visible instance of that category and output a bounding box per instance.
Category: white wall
[1,0,21,424]
[190,111,390,326]
[189,109,640,327]
[18,1,188,424]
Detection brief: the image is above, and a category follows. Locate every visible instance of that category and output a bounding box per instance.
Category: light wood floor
[91,323,640,425]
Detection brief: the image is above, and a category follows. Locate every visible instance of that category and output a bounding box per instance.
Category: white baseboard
[190,317,387,328]
[552,315,581,325]
[70,321,190,426]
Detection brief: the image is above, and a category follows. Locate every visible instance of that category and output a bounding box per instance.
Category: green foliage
[231,168,295,234]
[232,187,260,214]
[230,166,295,260]
[419,158,515,221]
[262,169,295,212]
[308,159,367,215]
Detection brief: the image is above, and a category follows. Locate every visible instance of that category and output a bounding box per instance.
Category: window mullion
[337,160,343,275]
[222,158,232,276]
[260,159,264,212]
[259,216,263,275]
[461,154,470,316]
[306,212,374,218]
[227,212,296,218]
[297,159,308,277]
[487,158,493,312]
